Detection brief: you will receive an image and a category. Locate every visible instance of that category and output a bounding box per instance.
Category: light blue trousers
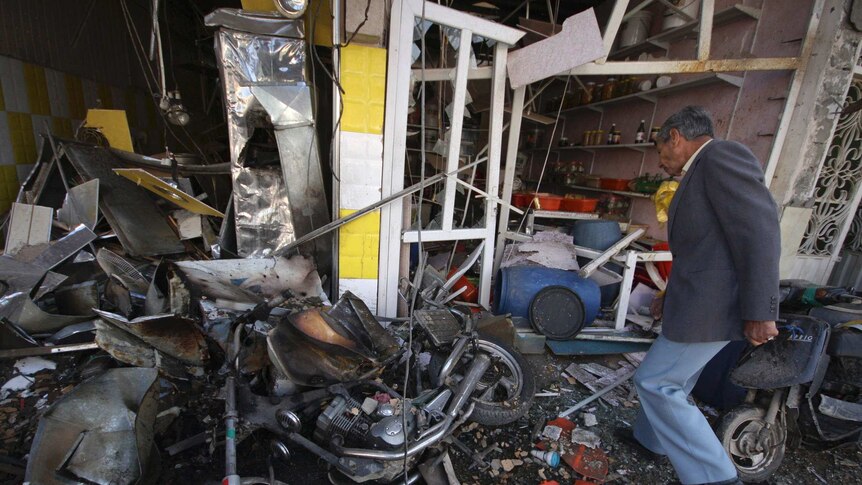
[633,335,738,485]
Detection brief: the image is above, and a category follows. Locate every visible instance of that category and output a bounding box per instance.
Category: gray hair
[656,106,714,143]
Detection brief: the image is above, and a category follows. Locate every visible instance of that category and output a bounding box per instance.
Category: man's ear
[669,128,681,146]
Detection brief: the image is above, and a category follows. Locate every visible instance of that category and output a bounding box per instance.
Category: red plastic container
[447,266,478,303]
[533,193,564,211]
[512,192,531,208]
[561,197,598,212]
[599,178,630,191]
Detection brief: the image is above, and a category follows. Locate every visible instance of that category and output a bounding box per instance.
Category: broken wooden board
[507,9,604,89]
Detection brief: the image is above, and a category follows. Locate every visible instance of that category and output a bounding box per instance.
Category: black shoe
[613,427,667,462]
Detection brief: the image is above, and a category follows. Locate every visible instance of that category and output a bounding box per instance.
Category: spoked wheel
[439,336,535,426]
[717,405,786,483]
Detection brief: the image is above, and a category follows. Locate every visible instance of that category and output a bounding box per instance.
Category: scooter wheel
[717,404,786,483]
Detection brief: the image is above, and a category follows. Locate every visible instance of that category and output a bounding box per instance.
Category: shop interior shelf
[534,143,651,153]
[566,185,654,199]
[610,4,761,60]
[546,73,744,116]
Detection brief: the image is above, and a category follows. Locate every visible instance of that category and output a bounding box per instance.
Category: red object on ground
[563,444,609,482]
[561,197,599,212]
[447,266,478,303]
[653,241,673,279]
[539,481,561,485]
[599,178,630,191]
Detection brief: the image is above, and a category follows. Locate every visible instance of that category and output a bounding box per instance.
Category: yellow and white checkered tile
[45,68,70,118]
[337,44,387,310]
[0,57,29,113]
[0,54,160,213]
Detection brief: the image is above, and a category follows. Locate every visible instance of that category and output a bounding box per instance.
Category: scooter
[716,284,862,482]
[222,291,535,484]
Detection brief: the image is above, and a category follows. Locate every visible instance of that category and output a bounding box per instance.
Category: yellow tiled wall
[337,44,387,311]
[338,209,381,279]
[0,55,158,213]
[341,45,386,135]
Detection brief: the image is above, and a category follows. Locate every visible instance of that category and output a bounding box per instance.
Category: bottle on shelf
[602,78,616,101]
[593,130,605,146]
[581,82,595,105]
[607,123,617,145]
[612,127,622,145]
[635,120,646,144]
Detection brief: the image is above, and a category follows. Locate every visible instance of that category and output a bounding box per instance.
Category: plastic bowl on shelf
[561,197,598,212]
[599,178,630,191]
[534,194,564,211]
[512,192,531,208]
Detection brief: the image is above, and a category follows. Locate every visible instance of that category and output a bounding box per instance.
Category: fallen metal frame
[378,0,525,316]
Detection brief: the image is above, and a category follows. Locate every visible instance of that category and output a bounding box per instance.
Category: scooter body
[718,313,862,482]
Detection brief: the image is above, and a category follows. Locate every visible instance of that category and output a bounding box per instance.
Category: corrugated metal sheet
[785,255,833,284]
[829,250,862,288]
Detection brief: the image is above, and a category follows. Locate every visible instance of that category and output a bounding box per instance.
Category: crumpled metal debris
[93,310,210,375]
[25,367,160,485]
[207,9,331,272]
[172,255,325,307]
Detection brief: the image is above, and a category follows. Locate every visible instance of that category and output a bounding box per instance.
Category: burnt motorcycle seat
[827,325,862,359]
[731,315,829,389]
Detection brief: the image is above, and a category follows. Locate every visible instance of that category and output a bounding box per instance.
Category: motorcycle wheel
[431,336,535,426]
[717,404,786,483]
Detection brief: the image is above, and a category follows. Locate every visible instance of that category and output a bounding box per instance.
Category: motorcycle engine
[314,395,415,450]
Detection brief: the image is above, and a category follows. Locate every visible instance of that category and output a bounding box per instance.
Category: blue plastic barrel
[571,220,622,251]
[571,220,623,306]
[494,266,601,325]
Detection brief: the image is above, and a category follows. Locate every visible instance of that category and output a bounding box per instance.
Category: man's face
[654,129,688,176]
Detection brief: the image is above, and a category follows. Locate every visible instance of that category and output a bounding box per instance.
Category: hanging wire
[343,0,372,47]
[118,0,209,162]
[402,1,429,481]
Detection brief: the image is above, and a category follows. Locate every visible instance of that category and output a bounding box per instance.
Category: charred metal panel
[207,9,330,268]
[62,143,184,256]
[25,368,160,485]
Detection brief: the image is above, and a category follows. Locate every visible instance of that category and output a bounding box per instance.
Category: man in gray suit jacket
[623,106,780,484]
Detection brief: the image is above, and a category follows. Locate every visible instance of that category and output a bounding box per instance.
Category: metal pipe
[335,354,491,461]
[764,388,785,425]
[273,159,484,257]
[558,368,636,418]
[334,419,449,461]
[224,375,239,484]
[285,432,347,469]
[436,336,470,387]
[446,353,491,419]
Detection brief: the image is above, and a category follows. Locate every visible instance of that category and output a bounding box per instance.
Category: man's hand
[650,294,664,319]
[744,320,779,346]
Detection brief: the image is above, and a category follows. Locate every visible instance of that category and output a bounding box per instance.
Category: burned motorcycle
[223,292,535,484]
[716,283,862,482]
